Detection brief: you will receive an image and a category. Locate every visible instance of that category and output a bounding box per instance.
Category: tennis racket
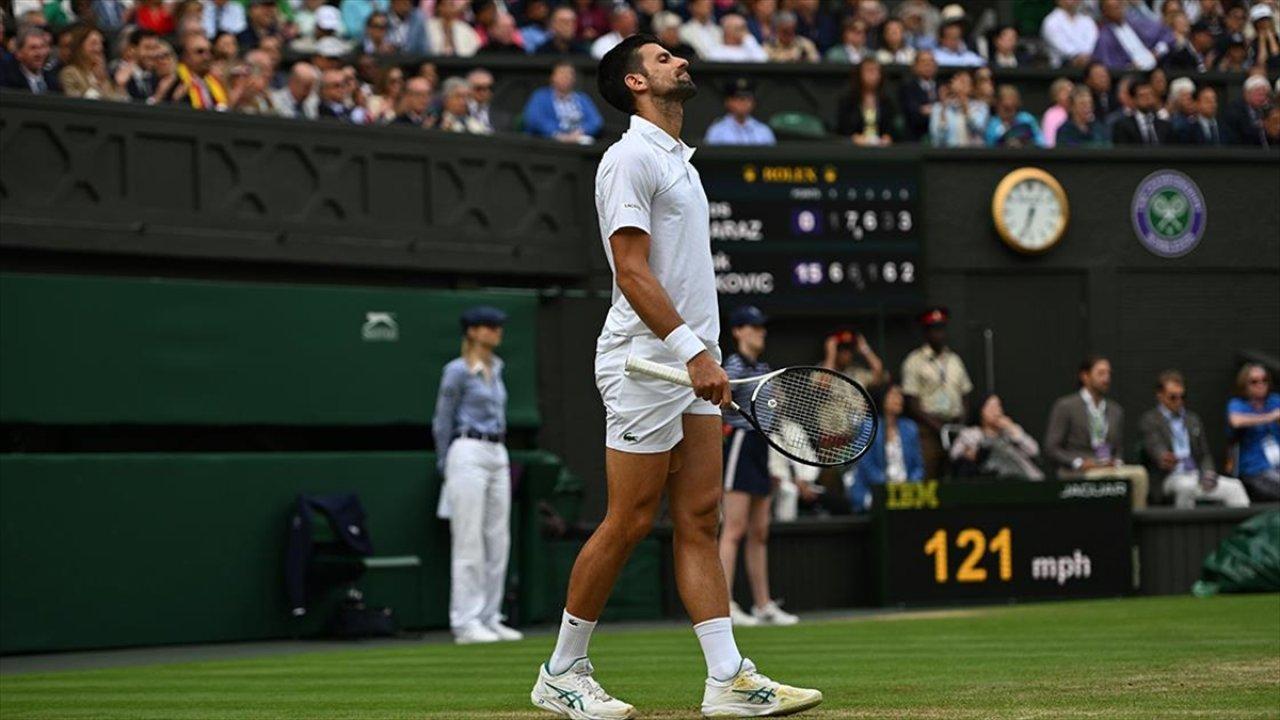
[624,357,878,467]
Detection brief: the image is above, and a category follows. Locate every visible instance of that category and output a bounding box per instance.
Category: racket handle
[625,356,693,387]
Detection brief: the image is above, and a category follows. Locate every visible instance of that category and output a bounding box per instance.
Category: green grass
[2,595,1278,719]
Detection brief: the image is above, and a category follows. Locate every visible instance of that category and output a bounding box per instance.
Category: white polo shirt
[595,114,719,349]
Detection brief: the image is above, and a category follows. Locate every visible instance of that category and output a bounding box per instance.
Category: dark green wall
[0,273,539,427]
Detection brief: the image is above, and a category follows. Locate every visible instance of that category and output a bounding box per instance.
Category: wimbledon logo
[1131,170,1206,258]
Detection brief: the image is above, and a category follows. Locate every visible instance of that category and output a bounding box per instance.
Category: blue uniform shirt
[724,352,771,430]
[432,356,508,466]
[1228,393,1280,477]
[704,115,777,146]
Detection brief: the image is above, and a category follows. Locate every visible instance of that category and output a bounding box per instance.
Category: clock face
[999,178,1066,252]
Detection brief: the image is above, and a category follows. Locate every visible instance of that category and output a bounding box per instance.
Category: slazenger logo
[361,312,399,342]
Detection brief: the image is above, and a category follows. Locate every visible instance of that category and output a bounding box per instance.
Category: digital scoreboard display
[698,159,924,308]
[873,480,1133,605]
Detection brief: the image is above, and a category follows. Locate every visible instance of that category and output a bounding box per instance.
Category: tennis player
[530,34,822,719]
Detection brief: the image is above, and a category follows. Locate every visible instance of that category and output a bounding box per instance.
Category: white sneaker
[752,601,799,626]
[729,601,760,627]
[488,620,524,641]
[454,621,501,645]
[530,658,636,719]
[702,658,822,718]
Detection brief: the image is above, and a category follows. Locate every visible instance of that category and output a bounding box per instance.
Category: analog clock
[991,167,1069,255]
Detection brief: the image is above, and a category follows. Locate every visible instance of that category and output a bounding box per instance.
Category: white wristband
[663,324,707,364]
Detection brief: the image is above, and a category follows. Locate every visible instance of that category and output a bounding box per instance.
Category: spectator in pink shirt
[1041,77,1074,147]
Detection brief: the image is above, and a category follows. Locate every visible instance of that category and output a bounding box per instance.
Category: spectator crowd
[1,0,1278,146]
[770,307,1280,517]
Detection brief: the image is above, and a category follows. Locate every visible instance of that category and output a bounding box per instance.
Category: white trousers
[439,438,511,631]
[1162,471,1251,509]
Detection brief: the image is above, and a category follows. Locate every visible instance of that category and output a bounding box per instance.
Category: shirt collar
[1080,387,1106,411]
[467,356,503,375]
[1159,404,1184,422]
[629,114,697,161]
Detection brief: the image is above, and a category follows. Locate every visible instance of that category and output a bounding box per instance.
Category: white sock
[694,617,744,681]
[548,610,596,675]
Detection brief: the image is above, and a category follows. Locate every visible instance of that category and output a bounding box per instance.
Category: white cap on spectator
[316,36,349,58]
[940,4,965,24]
[1244,74,1269,94]
[1169,76,1195,99]
[652,11,681,33]
[316,5,344,33]
[1249,4,1272,23]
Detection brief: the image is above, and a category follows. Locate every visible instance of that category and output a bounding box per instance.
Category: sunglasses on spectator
[473,84,493,90]
[1249,377,1269,384]
[1166,393,1185,400]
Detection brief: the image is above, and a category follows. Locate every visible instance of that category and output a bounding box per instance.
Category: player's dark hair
[597,33,660,115]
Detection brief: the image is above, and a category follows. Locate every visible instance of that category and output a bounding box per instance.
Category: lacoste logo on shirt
[622,432,640,442]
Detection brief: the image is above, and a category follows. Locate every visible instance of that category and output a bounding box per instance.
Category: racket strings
[753,369,875,466]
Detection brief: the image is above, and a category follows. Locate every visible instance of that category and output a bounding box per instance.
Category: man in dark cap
[900,306,973,478]
[703,78,777,145]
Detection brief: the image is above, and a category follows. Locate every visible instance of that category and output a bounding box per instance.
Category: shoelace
[574,670,615,703]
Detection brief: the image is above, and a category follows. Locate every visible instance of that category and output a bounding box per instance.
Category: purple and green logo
[1131,170,1206,258]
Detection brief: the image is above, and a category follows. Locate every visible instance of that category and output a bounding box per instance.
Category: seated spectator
[1141,371,1249,508]
[427,0,481,57]
[472,0,500,44]
[706,14,768,63]
[950,394,1043,480]
[204,0,248,39]
[1041,0,1096,68]
[573,0,609,42]
[653,11,697,60]
[633,0,662,34]
[1103,72,1136,127]
[933,14,984,67]
[271,61,320,119]
[1213,3,1248,60]
[898,50,938,141]
[793,0,836,53]
[339,0,386,43]
[1043,355,1150,510]
[849,384,925,513]
[747,0,778,46]
[985,84,1044,147]
[210,32,239,87]
[851,0,888,34]
[681,0,723,59]
[1056,86,1111,147]
[135,0,177,36]
[1111,76,1172,145]
[522,61,602,143]
[1180,86,1222,145]
[115,28,160,103]
[228,55,273,114]
[385,0,430,54]
[237,0,280,52]
[312,36,352,72]
[1252,4,1280,72]
[1094,0,1161,70]
[394,75,436,127]
[59,25,127,101]
[836,58,898,146]
[929,70,988,147]
[318,68,359,121]
[1266,106,1280,146]
[366,65,405,123]
[824,17,870,64]
[147,40,188,105]
[467,68,509,132]
[292,4,349,55]
[1227,364,1280,502]
[1214,32,1249,72]
[1223,75,1273,146]
[1042,78,1074,147]
[897,0,939,50]
[1,26,61,94]
[1083,60,1116,119]
[1166,76,1196,141]
[985,25,1026,68]
[437,77,490,134]
[481,13,525,55]
[536,7,588,56]
[973,65,995,108]
[590,5,637,60]
[875,18,916,65]
[766,11,819,63]
[291,0,330,48]
[361,11,398,55]
[704,77,776,146]
[518,0,551,52]
[820,329,886,389]
[1162,12,1209,72]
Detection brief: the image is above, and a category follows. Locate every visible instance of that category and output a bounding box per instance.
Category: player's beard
[669,75,698,102]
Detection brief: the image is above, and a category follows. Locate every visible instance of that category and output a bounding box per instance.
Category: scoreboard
[698,158,924,308]
[873,480,1133,605]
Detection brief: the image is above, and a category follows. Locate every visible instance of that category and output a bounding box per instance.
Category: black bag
[327,589,397,639]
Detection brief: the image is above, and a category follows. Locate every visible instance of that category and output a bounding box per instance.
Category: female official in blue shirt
[433,306,522,645]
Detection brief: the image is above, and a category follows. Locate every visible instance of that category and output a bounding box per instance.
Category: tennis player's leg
[674,416,823,716]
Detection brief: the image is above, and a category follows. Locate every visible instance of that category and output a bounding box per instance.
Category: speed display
[698,159,924,308]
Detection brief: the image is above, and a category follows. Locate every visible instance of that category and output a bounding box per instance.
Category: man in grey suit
[1044,355,1150,510]
[1139,370,1249,509]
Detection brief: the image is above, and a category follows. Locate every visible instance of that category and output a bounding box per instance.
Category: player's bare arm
[609,227,731,407]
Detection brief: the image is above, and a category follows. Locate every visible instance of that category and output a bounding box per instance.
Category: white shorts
[596,331,721,454]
